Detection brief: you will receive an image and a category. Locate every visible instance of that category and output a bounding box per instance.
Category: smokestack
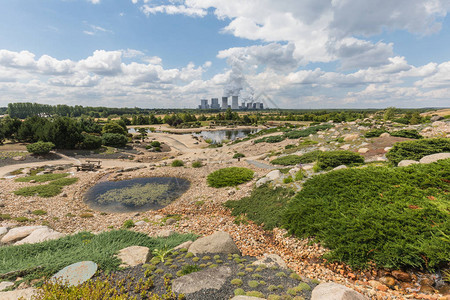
[221,97,228,110]
[232,96,239,110]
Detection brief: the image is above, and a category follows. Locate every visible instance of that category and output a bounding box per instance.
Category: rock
[230,297,265,300]
[419,153,450,164]
[432,121,445,127]
[172,266,232,294]
[379,276,396,287]
[0,281,14,291]
[430,116,444,122]
[12,156,26,161]
[358,148,369,154]
[117,246,150,267]
[265,170,282,181]
[188,231,240,255]
[340,144,351,150]
[380,132,391,138]
[174,240,193,250]
[134,221,146,226]
[165,218,177,225]
[398,160,419,167]
[419,285,435,294]
[51,261,98,286]
[256,177,270,187]
[15,227,65,245]
[392,270,411,282]
[419,277,435,286]
[0,288,37,300]
[333,165,348,171]
[343,134,359,142]
[0,226,47,244]
[0,227,8,236]
[61,193,68,197]
[384,147,392,152]
[302,164,314,171]
[288,167,300,176]
[156,230,174,238]
[311,282,368,300]
[29,180,36,183]
[252,253,287,269]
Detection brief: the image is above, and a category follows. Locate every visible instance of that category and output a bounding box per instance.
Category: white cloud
[141,5,207,17]
[88,0,101,4]
[77,50,123,76]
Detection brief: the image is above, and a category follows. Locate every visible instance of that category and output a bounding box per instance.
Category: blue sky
[0,0,449,109]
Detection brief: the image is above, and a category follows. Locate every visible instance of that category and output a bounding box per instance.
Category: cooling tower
[231,96,239,110]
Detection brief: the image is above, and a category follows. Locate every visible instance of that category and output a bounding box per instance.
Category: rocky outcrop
[252,253,287,269]
[311,282,368,300]
[1,226,47,244]
[188,231,240,255]
[172,266,232,294]
[15,227,65,245]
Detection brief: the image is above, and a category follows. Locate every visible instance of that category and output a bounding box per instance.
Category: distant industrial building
[198,95,264,110]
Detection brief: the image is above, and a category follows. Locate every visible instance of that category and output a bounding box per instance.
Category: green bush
[390,129,423,139]
[282,160,450,269]
[298,150,322,163]
[122,219,135,229]
[101,133,128,148]
[191,161,203,168]
[79,134,102,150]
[283,176,293,184]
[283,124,333,139]
[386,138,450,165]
[151,141,161,148]
[224,185,295,230]
[207,167,254,188]
[171,160,184,167]
[233,153,245,159]
[271,155,302,166]
[317,151,364,170]
[364,128,387,138]
[26,141,55,155]
[14,177,78,197]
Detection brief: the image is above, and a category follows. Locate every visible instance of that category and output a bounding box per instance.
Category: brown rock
[419,285,435,294]
[392,270,411,282]
[379,276,396,287]
[420,277,435,287]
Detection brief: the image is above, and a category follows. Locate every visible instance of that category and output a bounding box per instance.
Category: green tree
[26,141,55,155]
[101,121,127,135]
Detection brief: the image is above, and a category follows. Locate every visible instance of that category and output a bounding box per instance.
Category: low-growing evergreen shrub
[282,160,450,269]
[224,185,295,230]
[389,129,423,139]
[364,128,387,138]
[283,124,333,139]
[101,133,128,148]
[316,150,364,170]
[233,153,245,159]
[297,150,322,163]
[207,167,254,188]
[386,138,450,165]
[271,155,302,166]
[26,141,55,155]
[254,135,285,144]
[15,173,69,183]
[191,161,203,168]
[171,160,184,167]
[151,141,161,148]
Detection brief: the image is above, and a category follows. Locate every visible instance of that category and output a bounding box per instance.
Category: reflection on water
[192,129,260,144]
[84,177,190,213]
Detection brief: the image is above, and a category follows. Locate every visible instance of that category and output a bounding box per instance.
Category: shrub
[390,129,423,139]
[207,167,254,188]
[386,138,450,165]
[233,153,245,159]
[316,151,364,170]
[101,133,128,148]
[283,124,333,139]
[294,170,304,181]
[282,160,450,269]
[26,141,55,155]
[231,278,243,286]
[254,135,285,144]
[298,150,322,163]
[15,173,69,183]
[171,160,184,167]
[122,219,135,229]
[283,176,293,184]
[364,128,387,138]
[191,161,203,168]
[151,141,161,147]
[224,185,295,230]
[79,134,102,150]
[31,210,47,216]
[179,264,201,276]
[271,155,302,166]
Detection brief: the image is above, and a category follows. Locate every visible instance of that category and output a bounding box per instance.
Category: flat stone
[0,281,14,291]
[311,283,368,300]
[255,177,270,187]
[134,221,147,226]
[380,132,391,138]
[358,148,369,154]
[188,231,240,255]
[165,218,177,225]
[1,226,47,244]
[0,227,8,236]
[392,270,411,282]
[343,134,359,142]
[15,227,65,245]
[265,170,282,180]
[419,153,450,164]
[252,253,287,269]
[51,261,98,286]
[117,246,150,267]
[340,144,351,150]
[0,288,37,300]
[174,240,193,250]
[172,266,232,294]
[333,165,348,171]
[398,160,419,167]
[156,230,175,238]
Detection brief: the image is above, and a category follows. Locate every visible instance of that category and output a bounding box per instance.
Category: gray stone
[252,253,287,269]
[134,221,147,226]
[398,160,419,167]
[430,115,444,122]
[340,144,351,150]
[188,231,240,255]
[256,177,270,187]
[0,227,8,236]
[172,266,232,294]
[117,246,150,267]
[0,288,37,300]
[333,165,348,171]
[15,227,65,245]
[265,170,282,180]
[156,230,175,238]
[0,226,47,244]
[165,218,177,225]
[311,283,368,300]
[0,281,14,291]
[419,153,450,164]
[51,261,97,286]
[174,240,193,250]
[357,148,369,154]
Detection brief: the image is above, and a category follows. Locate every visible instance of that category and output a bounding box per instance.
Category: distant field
[421,108,450,117]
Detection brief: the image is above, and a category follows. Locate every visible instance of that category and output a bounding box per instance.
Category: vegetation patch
[316,150,364,170]
[283,124,333,139]
[15,173,70,183]
[386,138,450,165]
[270,155,303,166]
[207,167,254,188]
[171,160,184,167]
[389,129,423,139]
[282,160,450,269]
[364,128,387,138]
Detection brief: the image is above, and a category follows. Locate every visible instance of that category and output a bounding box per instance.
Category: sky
[0,0,450,109]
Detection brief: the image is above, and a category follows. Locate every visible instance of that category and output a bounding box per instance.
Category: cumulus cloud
[77,50,123,76]
[141,5,207,17]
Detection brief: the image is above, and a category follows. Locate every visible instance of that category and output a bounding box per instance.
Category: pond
[83,177,190,213]
[192,129,260,144]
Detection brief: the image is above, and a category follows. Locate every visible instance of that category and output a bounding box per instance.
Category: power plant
[198,96,264,110]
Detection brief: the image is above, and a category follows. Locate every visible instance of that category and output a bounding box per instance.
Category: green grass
[386,138,450,165]
[224,185,295,230]
[15,173,70,183]
[13,177,78,197]
[283,160,450,269]
[283,124,333,139]
[207,167,254,188]
[0,230,197,281]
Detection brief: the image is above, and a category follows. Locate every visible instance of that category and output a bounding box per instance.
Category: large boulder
[0,226,47,244]
[265,170,282,181]
[116,246,150,267]
[15,227,65,245]
[252,253,287,269]
[343,134,359,142]
[397,160,419,167]
[311,283,368,300]
[174,240,193,250]
[172,266,232,294]
[188,231,240,255]
[0,227,8,236]
[419,153,450,164]
[0,288,37,300]
[0,281,14,291]
[51,261,98,286]
[430,115,444,122]
[256,177,270,187]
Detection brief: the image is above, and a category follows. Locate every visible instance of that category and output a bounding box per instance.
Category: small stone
[266,170,282,180]
[343,134,359,142]
[134,221,146,226]
[29,180,36,183]
[419,285,435,294]
[392,270,411,282]
[165,218,177,225]
[333,165,347,171]
[398,160,419,167]
[358,148,369,154]
[156,230,174,238]
[380,132,391,138]
[188,231,240,255]
[379,276,396,287]
[117,246,150,267]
